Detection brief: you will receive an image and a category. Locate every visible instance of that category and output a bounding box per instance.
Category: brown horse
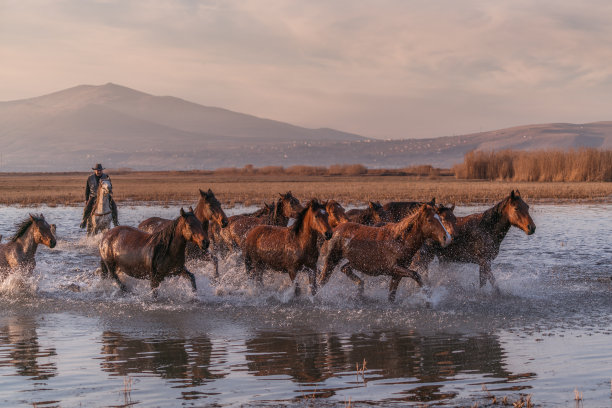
[244,199,333,296]
[318,204,452,301]
[411,190,535,290]
[379,198,458,238]
[99,208,208,296]
[345,201,385,225]
[214,191,303,253]
[0,214,56,277]
[324,200,350,229]
[139,189,228,277]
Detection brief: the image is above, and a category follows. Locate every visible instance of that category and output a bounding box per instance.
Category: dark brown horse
[0,214,56,277]
[215,191,303,253]
[139,189,228,277]
[411,190,536,290]
[324,200,350,229]
[99,208,208,296]
[345,201,385,225]
[244,199,333,296]
[318,204,452,301]
[379,198,458,238]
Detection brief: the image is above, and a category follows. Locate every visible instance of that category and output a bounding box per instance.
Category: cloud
[2,0,612,138]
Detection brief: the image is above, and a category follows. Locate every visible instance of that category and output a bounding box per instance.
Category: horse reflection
[244,329,519,403]
[0,316,57,380]
[100,331,224,385]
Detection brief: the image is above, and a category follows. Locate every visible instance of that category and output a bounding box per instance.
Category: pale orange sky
[2,0,612,139]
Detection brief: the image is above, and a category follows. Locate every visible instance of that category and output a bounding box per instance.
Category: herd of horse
[0,185,537,301]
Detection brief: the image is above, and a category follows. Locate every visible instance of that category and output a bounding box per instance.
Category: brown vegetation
[0,169,610,207]
[454,149,612,182]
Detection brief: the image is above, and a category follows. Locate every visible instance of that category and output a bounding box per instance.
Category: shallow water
[0,203,610,407]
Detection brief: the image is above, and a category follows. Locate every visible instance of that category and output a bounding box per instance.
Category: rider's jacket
[85,173,111,201]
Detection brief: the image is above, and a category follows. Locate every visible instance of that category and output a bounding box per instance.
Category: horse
[318,204,452,301]
[345,201,385,225]
[0,214,56,277]
[411,190,536,290]
[379,198,458,239]
[214,191,303,253]
[243,199,333,297]
[324,200,349,229]
[86,179,115,236]
[139,189,228,278]
[99,208,209,296]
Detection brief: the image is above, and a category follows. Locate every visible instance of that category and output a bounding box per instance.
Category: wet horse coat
[243,200,333,296]
[87,179,114,236]
[411,190,536,289]
[318,204,452,301]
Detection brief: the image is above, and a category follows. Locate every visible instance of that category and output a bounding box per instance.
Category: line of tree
[453,148,612,181]
[212,164,449,177]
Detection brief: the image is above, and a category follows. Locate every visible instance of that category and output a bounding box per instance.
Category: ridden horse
[139,189,228,278]
[345,201,385,225]
[324,200,349,229]
[318,204,452,301]
[411,190,536,290]
[99,208,208,296]
[243,199,333,296]
[215,191,303,253]
[0,214,56,277]
[87,179,115,236]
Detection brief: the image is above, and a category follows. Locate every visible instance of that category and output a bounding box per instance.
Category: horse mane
[391,206,422,239]
[11,214,43,242]
[291,199,323,235]
[148,216,181,269]
[480,196,510,227]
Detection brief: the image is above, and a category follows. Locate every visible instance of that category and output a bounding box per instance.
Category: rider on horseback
[80,163,118,229]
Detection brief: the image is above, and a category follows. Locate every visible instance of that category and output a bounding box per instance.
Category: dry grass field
[0,171,610,207]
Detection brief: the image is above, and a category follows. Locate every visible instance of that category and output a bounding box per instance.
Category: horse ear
[207,188,213,195]
[450,203,455,211]
[180,208,186,217]
[199,189,205,197]
[515,189,521,197]
[510,190,516,199]
[189,206,194,213]
[29,214,35,221]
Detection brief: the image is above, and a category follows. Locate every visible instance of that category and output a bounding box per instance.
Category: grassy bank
[0,172,610,206]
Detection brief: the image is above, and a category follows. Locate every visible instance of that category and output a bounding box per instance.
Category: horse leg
[340,263,364,296]
[103,261,127,292]
[410,244,435,278]
[288,269,301,297]
[479,261,498,292]
[388,276,402,302]
[211,252,219,281]
[306,267,317,296]
[318,239,342,287]
[99,259,109,278]
[181,267,197,293]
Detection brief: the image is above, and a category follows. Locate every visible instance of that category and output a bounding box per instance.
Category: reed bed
[0,172,610,207]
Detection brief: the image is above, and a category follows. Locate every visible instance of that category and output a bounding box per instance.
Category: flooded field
[0,203,610,407]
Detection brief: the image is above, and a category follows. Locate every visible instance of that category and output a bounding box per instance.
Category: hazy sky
[2,0,612,139]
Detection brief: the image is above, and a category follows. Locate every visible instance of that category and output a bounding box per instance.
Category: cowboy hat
[92,163,105,171]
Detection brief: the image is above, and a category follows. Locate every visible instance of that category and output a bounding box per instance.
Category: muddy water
[0,204,610,407]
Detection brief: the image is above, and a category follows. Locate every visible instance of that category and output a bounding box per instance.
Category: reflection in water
[246,330,525,403]
[100,331,225,387]
[0,316,57,380]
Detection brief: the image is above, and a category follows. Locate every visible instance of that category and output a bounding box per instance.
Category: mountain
[0,84,610,171]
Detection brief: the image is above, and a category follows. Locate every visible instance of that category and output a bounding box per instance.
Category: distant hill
[0,84,610,171]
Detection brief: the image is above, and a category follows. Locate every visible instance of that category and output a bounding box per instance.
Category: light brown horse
[243,199,333,296]
[86,179,115,236]
[345,201,385,225]
[99,208,208,296]
[411,190,535,290]
[318,204,452,301]
[139,189,228,277]
[215,191,303,253]
[0,214,56,277]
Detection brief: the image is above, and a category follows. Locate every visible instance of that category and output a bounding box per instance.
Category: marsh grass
[0,171,610,207]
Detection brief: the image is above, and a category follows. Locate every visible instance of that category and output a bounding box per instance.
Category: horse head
[417,204,451,248]
[278,191,303,218]
[502,190,536,235]
[179,207,210,251]
[366,201,384,224]
[30,214,57,249]
[436,202,457,238]
[98,179,113,196]
[292,199,333,240]
[325,200,349,228]
[198,188,228,228]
